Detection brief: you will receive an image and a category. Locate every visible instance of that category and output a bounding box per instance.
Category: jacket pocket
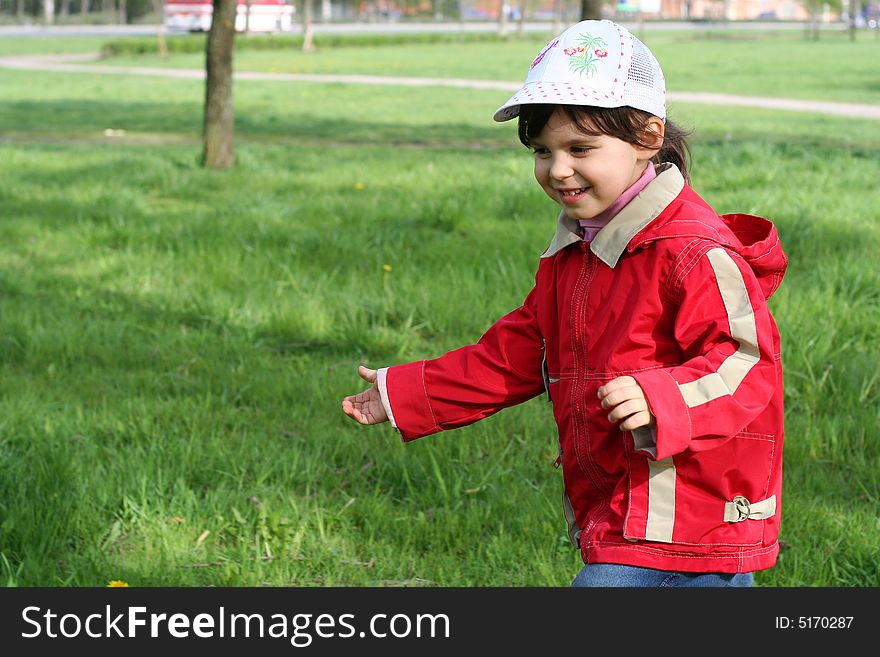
[622,433,776,547]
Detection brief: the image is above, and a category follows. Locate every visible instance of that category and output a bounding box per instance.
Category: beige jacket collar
[541,163,685,268]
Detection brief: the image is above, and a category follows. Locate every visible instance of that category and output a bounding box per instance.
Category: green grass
[0,36,878,587]
[88,28,880,104]
[99,30,532,57]
[0,37,111,57]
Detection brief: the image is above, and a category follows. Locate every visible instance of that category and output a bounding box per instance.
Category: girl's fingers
[344,404,370,425]
[606,399,645,424]
[358,366,378,383]
[342,396,384,425]
[599,386,642,410]
[597,376,637,399]
[619,411,653,432]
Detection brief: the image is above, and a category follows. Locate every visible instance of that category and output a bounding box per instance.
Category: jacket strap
[724,494,776,523]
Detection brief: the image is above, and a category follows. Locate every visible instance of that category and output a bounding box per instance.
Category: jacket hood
[718,213,788,300]
[633,208,788,301]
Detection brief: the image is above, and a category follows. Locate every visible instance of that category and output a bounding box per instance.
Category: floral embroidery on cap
[566,33,608,77]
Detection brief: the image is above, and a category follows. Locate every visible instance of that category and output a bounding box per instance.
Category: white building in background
[470,0,814,21]
[164,0,295,33]
[657,0,809,20]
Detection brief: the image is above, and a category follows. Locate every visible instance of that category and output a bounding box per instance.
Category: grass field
[0,31,878,587]
[92,28,880,104]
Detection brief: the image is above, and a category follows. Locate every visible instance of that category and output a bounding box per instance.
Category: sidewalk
[1,52,878,121]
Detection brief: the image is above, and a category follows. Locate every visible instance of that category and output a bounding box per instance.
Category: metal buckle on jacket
[723,494,776,523]
[728,495,752,522]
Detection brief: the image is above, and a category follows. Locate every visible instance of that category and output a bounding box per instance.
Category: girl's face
[531,107,662,222]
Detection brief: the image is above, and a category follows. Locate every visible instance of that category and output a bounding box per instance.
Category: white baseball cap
[493,20,666,122]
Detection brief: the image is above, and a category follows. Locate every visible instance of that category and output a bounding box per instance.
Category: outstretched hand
[598,376,655,432]
[341,366,389,426]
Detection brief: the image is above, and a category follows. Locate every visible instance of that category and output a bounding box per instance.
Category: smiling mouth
[558,187,588,198]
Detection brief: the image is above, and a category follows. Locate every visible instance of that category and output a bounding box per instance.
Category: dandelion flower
[355,183,365,190]
[383,264,393,272]
[107,580,129,587]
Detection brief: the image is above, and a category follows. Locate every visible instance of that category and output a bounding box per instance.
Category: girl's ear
[638,117,665,158]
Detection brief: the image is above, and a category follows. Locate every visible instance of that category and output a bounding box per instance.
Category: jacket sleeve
[631,245,779,461]
[384,285,546,442]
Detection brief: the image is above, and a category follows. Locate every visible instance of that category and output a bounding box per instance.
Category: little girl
[342,20,787,587]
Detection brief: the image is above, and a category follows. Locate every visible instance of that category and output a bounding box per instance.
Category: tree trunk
[158,23,169,57]
[517,0,527,34]
[579,0,602,20]
[302,0,315,52]
[551,0,562,33]
[849,0,859,41]
[60,0,69,18]
[17,0,25,20]
[203,0,237,169]
[321,0,330,21]
[44,0,55,24]
[498,0,509,38]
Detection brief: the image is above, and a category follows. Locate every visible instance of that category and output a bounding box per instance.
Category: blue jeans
[571,563,753,587]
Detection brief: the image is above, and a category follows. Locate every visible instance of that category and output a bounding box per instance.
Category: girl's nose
[549,154,574,181]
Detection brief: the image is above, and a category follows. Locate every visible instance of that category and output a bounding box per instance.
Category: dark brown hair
[517,104,692,184]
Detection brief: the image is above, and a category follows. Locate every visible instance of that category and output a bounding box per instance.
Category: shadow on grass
[0,98,513,148]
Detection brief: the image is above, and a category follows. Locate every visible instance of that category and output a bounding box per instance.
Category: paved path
[2,53,878,121]
[0,20,843,38]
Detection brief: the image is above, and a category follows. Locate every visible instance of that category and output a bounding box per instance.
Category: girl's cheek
[534,162,547,185]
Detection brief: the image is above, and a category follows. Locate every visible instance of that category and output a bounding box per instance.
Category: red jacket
[383,164,787,573]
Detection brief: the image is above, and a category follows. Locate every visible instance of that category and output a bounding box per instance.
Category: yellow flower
[382,264,393,272]
[355,183,365,190]
[107,580,129,587]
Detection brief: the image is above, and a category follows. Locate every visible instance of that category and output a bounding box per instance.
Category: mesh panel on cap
[624,35,665,118]
[628,37,657,88]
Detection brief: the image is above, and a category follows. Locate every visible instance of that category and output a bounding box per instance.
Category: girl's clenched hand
[598,376,655,432]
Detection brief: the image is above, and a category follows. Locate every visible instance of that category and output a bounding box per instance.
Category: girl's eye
[570,146,592,155]
[532,147,550,158]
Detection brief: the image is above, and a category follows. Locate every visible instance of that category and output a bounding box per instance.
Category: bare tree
[517,0,528,34]
[498,0,509,38]
[302,0,315,52]
[849,0,861,41]
[580,0,602,20]
[801,0,843,39]
[552,0,563,33]
[203,0,237,169]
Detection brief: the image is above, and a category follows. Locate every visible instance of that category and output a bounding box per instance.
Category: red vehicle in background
[164,0,294,33]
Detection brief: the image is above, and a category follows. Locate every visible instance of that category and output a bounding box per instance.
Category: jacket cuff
[631,368,692,460]
[375,368,398,430]
[385,361,439,442]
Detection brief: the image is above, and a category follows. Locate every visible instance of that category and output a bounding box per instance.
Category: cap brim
[493,102,521,122]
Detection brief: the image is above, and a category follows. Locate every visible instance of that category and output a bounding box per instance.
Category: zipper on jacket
[541,338,552,402]
[542,338,560,403]
[553,446,563,469]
